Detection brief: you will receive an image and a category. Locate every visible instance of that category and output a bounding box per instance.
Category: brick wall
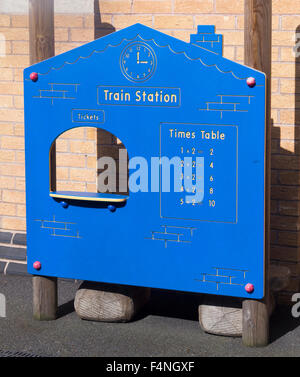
[0,0,299,304]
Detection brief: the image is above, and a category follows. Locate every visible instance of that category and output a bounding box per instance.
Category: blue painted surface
[24,24,266,299]
[190,25,223,55]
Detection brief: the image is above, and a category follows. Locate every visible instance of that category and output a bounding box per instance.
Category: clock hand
[139,61,148,64]
[137,51,140,64]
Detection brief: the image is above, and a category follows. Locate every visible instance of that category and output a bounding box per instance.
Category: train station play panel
[24,24,266,300]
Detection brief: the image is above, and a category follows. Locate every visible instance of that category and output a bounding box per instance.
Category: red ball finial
[30,72,38,82]
[247,77,256,88]
[33,261,41,270]
[245,283,254,293]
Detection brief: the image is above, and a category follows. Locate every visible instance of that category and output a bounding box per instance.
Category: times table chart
[160,123,238,223]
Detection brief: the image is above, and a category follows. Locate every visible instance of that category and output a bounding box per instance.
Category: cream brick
[57,167,69,180]
[2,190,25,204]
[215,0,243,14]
[0,123,14,135]
[57,181,86,192]
[0,150,15,162]
[273,31,295,47]
[0,177,15,189]
[279,140,296,154]
[0,95,13,108]
[56,139,69,152]
[55,42,82,55]
[282,16,300,31]
[223,46,235,60]
[86,127,97,140]
[83,15,95,29]
[281,47,297,62]
[11,15,28,28]
[0,82,23,96]
[114,15,153,29]
[132,1,172,14]
[0,15,10,27]
[14,68,24,82]
[273,0,300,14]
[1,40,11,56]
[100,0,132,13]
[61,127,85,139]
[222,31,244,46]
[271,109,279,124]
[70,168,96,182]
[0,68,13,81]
[272,94,294,109]
[272,63,295,78]
[12,96,24,110]
[154,16,194,29]
[70,28,94,42]
[0,109,23,123]
[92,14,112,28]
[15,151,24,163]
[174,0,214,14]
[14,124,24,136]
[1,136,24,150]
[87,156,97,169]
[16,204,26,217]
[69,140,95,154]
[12,41,29,55]
[0,55,29,68]
[54,28,69,42]
[0,202,16,216]
[15,178,25,191]
[280,79,296,94]
[280,110,295,125]
[170,30,191,43]
[0,28,29,41]
[272,125,294,140]
[272,47,280,62]
[56,154,86,168]
[272,78,280,94]
[86,183,97,192]
[2,217,26,231]
[55,15,83,28]
[195,15,235,29]
[0,164,25,177]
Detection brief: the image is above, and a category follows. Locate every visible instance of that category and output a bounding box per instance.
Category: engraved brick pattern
[199,94,254,119]
[146,225,197,248]
[35,215,81,239]
[190,25,223,55]
[195,267,247,291]
[33,83,79,105]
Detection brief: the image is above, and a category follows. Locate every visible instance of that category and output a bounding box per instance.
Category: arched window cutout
[49,127,129,203]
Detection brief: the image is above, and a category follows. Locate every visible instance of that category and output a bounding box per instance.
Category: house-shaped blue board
[24,24,266,299]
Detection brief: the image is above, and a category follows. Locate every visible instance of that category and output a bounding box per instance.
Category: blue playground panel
[24,24,266,299]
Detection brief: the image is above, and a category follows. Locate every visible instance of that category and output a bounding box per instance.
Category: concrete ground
[0,274,299,357]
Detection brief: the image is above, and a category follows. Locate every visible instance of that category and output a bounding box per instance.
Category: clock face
[120,43,156,82]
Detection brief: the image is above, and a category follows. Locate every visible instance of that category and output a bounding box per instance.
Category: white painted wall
[0,0,94,14]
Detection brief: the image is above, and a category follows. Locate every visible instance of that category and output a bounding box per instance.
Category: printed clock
[120,42,157,82]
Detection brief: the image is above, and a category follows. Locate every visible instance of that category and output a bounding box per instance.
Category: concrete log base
[74,281,151,322]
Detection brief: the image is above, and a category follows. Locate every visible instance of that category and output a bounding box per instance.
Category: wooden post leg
[33,276,58,320]
[242,300,269,347]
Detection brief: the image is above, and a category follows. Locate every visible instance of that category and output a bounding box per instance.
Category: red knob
[245,283,254,293]
[33,261,41,270]
[247,77,256,88]
[30,72,38,82]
